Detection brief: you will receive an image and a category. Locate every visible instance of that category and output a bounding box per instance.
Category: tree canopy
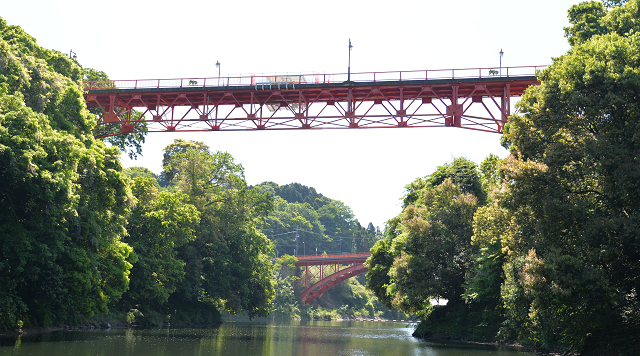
[497,1,640,349]
[367,158,484,315]
[0,17,134,328]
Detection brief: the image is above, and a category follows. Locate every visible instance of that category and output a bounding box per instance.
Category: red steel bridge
[83,66,543,137]
[293,252,371,304]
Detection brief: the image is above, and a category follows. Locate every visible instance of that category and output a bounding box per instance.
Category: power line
[267,231,297,237]
[297,228,377,240]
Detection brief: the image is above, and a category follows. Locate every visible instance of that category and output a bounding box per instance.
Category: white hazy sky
[3,0,579,229]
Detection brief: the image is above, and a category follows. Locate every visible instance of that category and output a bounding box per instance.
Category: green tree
[564,1,608,46]
[123,177,200,308]
[271,254,300,318]
[367,156,485,315]
[495,1,640,350]
[462,202,511,338]
[388,179,479,313]
[261,196,329,256]
[403,157,485,207]
[365,224,398,309]
[255,181,377,255]
[124,166,158,180]
[161,138,210,182]
[0,18,134,328]
[165,145,275,318]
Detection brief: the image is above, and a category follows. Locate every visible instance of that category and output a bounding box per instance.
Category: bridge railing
[295,252,371,260]
[82,65,546,91]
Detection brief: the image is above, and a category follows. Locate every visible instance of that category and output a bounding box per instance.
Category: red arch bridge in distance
[293,252,371,304]
[82,66,544,137]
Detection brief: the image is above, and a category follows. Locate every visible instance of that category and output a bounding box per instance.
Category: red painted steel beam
[299,263,369,304]
[294,253,371,267]
[83,66,543,137]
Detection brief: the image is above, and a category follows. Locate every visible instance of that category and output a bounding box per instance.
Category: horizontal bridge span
[83,66,543,137]
[294,252,371,266]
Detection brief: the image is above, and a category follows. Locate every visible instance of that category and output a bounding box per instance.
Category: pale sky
[3,0,579,229]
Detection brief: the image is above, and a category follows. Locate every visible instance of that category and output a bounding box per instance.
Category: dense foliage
[498,0,640,350]
[255,182,404,320]
[0,18,134,328]
[0,20,275,328]
[366,157,486,315]
[162,143,276,318]
[365,1,640,354]
[256,182,380,256]
[4,2,639,353]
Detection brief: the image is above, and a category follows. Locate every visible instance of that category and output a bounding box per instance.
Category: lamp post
[69,49,77,61]
[499,49,504,76]
[303,241,305,256]
[215,60,221,86]
[348,39,353,82]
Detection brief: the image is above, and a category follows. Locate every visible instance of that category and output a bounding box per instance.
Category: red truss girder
[292,253,371,304]
[83,69,540,136]
[299,264,369,304]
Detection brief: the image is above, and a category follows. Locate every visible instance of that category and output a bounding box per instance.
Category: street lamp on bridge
[348,39,353,82]
[216,60,221,85]
[499,49,504,76]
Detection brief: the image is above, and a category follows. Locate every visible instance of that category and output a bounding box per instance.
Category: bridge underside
[84,72,539,137]
[294,253,370,304]
[298,263,368,304]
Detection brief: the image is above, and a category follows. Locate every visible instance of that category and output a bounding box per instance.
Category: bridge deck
[294,252,371,266]
[83,66,543,136]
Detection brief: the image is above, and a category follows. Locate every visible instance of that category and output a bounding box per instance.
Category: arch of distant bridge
[293,252,370,304]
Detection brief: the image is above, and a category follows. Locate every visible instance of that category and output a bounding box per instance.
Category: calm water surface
[0,320,534,356]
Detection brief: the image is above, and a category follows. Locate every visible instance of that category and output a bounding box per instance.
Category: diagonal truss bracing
[83,66,542,137]
[293,253,371,304]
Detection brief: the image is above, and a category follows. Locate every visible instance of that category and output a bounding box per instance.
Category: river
[0,320,535,356]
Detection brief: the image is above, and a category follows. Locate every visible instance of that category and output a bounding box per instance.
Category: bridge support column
[445,86,462,127]
[501,83,511,126]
